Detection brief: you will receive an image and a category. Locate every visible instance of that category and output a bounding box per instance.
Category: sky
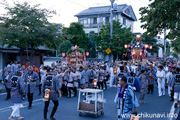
[0,0,150,33]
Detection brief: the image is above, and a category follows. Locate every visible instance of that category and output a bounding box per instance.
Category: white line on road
[0,98,43,113]
[168,102,175,120]
[0,92,7,96]
[0,102,42,113]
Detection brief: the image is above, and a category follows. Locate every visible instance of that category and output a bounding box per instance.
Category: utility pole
[164,28,166,62]
[109,0,115,62]
[110,0,115,40]
[97,14,100,36]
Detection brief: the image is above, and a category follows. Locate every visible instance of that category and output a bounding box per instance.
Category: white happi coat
[156,70,166,96]
[73,71,81,87]
[110,67,114,87]
[67,72,75,88]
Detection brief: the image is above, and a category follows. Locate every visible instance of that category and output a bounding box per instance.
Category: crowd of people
[2,59,180,120]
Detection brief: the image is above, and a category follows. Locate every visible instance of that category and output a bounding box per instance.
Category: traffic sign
[105,48,111,54]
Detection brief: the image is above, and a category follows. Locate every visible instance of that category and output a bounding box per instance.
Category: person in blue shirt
[114,76,139,120]
[127,71,141,92]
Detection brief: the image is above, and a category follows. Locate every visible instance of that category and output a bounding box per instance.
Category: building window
[90,18,94,24]
[103,17,105,24]
[113,16,116,21]
[79,20,84,25]
[97,18,100,24]
[105,17,109,24]
[93,18,97,24]
[88,18,90,24]
[123,17,126,26]
[84,19,87,25]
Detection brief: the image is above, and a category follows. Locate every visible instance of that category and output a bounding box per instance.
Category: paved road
[0,85,177,120]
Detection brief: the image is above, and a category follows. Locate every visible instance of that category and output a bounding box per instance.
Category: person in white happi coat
[131,64,137,74]
[110,64,116,87]
[79,66,86,89]
[166,67,172,97]
[66,68,76,97]
[56,68,63,90]
[62,68,69,96]
[104,66,110,89]
[95,66,99,88]
[156,66,166,96]
[73,68,81,97]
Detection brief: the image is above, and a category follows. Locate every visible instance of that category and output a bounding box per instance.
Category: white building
[75,4,137,61]
[75,4,137,34]
[154,36,169,58]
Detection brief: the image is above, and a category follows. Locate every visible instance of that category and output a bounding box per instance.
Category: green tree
[0,2,58,64]
[172,37,180,53]
[87,31,96,58]
[96,21,134,61]
[139,0,180,39]
[45,23,63,50]
[62,22,88,50]
[141,34,159,55]
[172,52,178,59]
[59,40,72,56]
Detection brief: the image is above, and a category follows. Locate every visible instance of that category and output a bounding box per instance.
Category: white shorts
[174,92,180,100]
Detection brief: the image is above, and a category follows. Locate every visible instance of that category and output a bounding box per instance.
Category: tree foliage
[172,37,180,53]
[141,34,159,54]
[0,2,59,63]
[62,22,88,50]
[87,31,96,58]
[59,40,72,55]
[139,0,180,39]
[95,21,134,60]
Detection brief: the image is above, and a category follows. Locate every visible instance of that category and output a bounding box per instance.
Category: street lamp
[110,0,115,39]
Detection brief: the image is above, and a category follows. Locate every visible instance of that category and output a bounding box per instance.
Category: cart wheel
[79,112,82,116]
[101,111,104,116]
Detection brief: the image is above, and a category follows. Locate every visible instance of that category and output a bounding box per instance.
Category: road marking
[0,92,7,96]
[168,102,175,120]
[0,98,43,113]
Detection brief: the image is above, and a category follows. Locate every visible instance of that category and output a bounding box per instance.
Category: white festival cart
[77,89,104,118]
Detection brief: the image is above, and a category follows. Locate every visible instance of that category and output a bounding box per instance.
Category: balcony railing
[83,23,105,28]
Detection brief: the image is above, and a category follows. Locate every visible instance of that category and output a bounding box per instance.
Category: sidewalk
[0,82,6,93]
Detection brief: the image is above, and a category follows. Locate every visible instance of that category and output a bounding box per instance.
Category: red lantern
[149,45,152,49]
[62,52,66,58]
[145,44,149,49]
[86,52,89,57]
[124,44,128,48]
